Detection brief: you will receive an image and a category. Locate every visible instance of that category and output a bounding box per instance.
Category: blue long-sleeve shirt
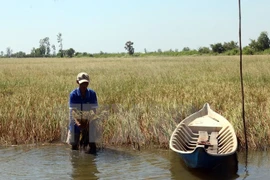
[69,88,98,133]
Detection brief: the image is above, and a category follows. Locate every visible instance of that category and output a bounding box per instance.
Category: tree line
[1,31,270,58]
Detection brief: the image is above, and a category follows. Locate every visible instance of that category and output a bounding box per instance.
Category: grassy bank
[1,56,270,150]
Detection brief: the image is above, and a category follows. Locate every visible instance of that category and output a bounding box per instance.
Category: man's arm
[69,92,80,127]
[90,90,98,113]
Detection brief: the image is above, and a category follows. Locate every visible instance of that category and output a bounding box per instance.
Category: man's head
[77,72,90,84]
[76,72,89,92]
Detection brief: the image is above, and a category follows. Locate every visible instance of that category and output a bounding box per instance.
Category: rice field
[0,55,270,150]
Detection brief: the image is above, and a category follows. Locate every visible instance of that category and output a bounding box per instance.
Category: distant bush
[243,47,254,55]
[263,49,270,54]
[224,48,239,55]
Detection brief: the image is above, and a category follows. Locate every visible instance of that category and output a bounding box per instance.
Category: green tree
[6,47,12,57]
[31,47,35,57]
[210,43,225,53]
[248,39,259,51]
[144,48,147,54]
[243,46,254,55]
[124,41,134,55]
[39,39,46,56]
[249,31,270,52]
[43,37,50,56]
[31,47,39,57]
[66,48,75,57]
[57,33,63,57]
[257,31,270,51]
[14,51,26,58]
[223,41,238,51]
[34,48,42,57]
[182,47,190,51]
[51,44,56,56]
[198,47,211,54]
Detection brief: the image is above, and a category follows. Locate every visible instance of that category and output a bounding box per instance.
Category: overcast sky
[0,0,269,54]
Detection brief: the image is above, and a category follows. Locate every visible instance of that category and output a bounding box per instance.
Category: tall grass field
[1,55,270,150]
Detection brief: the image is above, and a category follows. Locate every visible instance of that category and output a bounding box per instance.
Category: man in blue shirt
[67,72,98,153]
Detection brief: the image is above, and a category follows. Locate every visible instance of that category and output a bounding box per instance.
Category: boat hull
[179,147,237,169]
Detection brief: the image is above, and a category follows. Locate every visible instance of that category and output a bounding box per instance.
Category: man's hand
[74,118,88,129]
[74,117,81,126]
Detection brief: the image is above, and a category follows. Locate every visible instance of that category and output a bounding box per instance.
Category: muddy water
[0,144,269,179]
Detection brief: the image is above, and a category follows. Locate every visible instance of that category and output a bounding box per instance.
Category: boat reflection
[170,151,239,180]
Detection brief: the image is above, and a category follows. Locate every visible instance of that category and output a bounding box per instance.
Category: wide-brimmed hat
[77,72,89,84]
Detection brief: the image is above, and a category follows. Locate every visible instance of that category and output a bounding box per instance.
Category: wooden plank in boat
[197,131,209,145]
[209,132,218,145]
[208,132,219,154]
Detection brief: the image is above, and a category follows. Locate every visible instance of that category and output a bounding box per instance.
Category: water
[0,144,269,180]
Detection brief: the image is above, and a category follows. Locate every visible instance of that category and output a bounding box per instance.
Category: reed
[0,55,270,150]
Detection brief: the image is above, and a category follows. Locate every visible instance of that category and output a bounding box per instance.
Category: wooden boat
[169,103,238,169]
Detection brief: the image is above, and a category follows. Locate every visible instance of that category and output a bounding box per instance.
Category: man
[67,72,98,154]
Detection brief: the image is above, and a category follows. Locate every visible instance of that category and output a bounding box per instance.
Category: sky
[0,0,270,54]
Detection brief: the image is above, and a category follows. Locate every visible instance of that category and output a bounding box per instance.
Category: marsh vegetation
[1,56,270,150]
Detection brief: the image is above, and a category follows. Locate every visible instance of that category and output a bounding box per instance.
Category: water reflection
[0,145,72,179]
[0,145,270,179]
[239,151,249,180]
[69,150,99,179]
[237,150,270,180]
[94,148,171,179]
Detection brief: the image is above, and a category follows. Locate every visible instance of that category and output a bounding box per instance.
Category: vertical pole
[238,0,248,152]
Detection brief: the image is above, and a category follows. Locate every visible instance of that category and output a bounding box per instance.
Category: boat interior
[170,123,235,154]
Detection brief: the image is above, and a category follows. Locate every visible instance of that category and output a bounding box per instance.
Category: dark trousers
[71,129,96,154]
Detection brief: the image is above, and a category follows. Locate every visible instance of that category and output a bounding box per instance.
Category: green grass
[1,55,270,150]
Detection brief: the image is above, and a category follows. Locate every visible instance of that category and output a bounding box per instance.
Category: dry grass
[1,55,270,150]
